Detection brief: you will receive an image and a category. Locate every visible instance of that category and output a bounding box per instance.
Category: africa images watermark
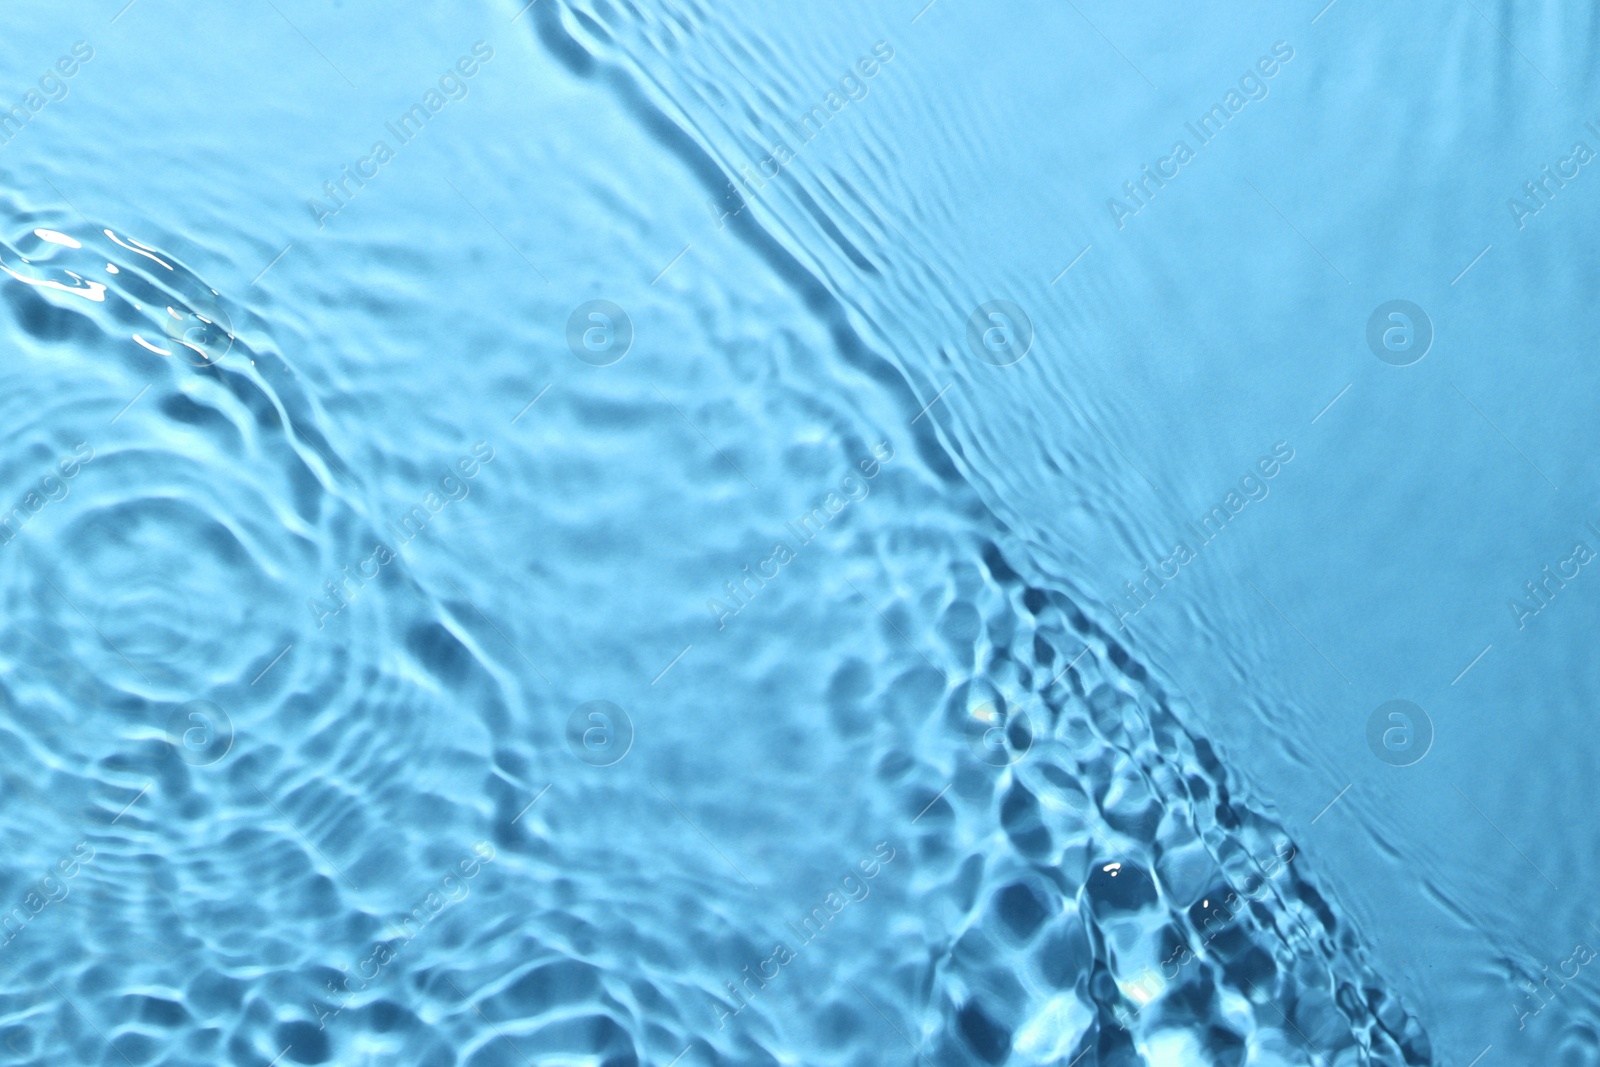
[1512,939,1596,1031]
[1506,117,1600,230]
[1108,441,1295,628]
[707,41,897,229]
[307,42,496,228]
[706,441,894,630]
[713,841,897,1030]
[0,441,95,548]
[0,840,95,954]
[311,841,496,1031]
[308,441,496,628]
[1106,41,1296,230]
[1506,512,1600,631]
[0,41,95,150]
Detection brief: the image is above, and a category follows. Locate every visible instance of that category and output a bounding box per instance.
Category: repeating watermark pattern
[162,296,235,366]
[0,42,94,150]
[1107,41,1295,230]
[165,700,234,767]
[965,300,1033,366]
[1365,700,1432,767]
[0,11,1545,1064]
[1508,125,1600,230]
[1109,441,1295,628]
[1509,527,1598,630]
[707,41,896,229]
[0,442,94,548]
[1365,300,1432,366]
[706,442,893,630]
[566,300,633,365]
[0,841,94,955]
[713,842,896,1030]
[565,700,634,766]
[308,42,496,228]
[963,697,1033,766]
[311,842,496,1031]
[308,442,496,628]
[1512,941,1596,1030]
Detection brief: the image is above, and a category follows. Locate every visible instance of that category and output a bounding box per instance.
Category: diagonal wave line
[111,781,152,824]
[253,786,364,896]
[1058,392,1161,494]
[443,975,539,1066]
[46,979,135,1066]
[1049,645,1091,688]
[1063,0,1156,88]
[861,199,953,287]
[697,27,764,95]
[1461,0,1559,89]
[294,434,348,483]
[650,384,760,489]
[41,175,92,226]
[252,243,295,286]
[909,383,953,425]
[649,780,758,889]
[443,177,550,282]
[1311,383,1352,424]
[845,978,940,1067]
[1451,383,1559,489]
[261,0,357,87]
[843,576,949,684]
[1245,579,1353,685]
[251,643,294,685]
[511,784,551,824]
[651,644,692,685]
[1244,178,1351,284]
[911,783,950,823]
[1451,643,1492,685]
[652,243,692,285]
[1311,783,1351,824]
[1451,243,1492,285]
[111,384,151,423]
[1051,243,1093,284]
[441,576,551,683]
[511,384,552,424]
[1452,783,1559,889]
[36,577,151,684]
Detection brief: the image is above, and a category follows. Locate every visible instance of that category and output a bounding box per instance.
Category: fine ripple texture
[0,1,1573,1066]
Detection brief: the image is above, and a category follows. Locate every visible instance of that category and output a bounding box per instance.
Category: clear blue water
[1,1,1595,1064]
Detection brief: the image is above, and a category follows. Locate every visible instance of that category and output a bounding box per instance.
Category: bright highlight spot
[34,229,81,248]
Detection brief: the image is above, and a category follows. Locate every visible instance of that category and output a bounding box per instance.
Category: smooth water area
[0,1,1595,1064]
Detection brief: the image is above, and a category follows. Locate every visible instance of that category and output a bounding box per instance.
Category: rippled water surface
[2,1,1598,1064]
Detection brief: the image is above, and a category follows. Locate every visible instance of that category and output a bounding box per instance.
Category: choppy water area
[0,0,1594,1064]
